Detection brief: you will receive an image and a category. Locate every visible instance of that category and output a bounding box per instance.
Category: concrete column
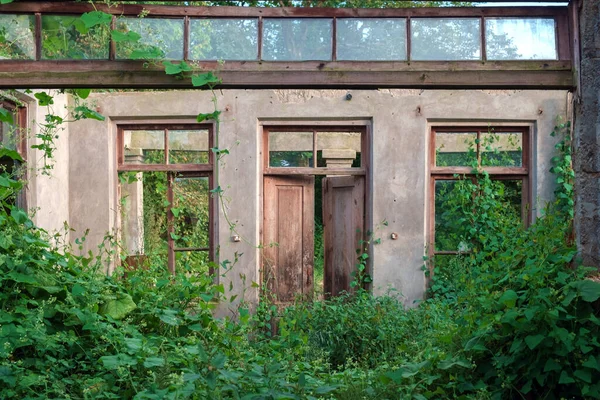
[121,148,144,255]
[573,0,600,267]
[322,148,356,169]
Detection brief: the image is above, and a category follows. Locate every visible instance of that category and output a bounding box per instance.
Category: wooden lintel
[0,3,568,18]
[0,61,574,89]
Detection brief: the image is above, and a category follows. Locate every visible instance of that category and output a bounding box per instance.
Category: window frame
[429,125,531,257]
[1,99,28,209]
[116,123,215,275]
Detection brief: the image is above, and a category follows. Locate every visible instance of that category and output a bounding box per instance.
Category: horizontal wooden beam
[0,60,574,89]
[0,3,568,17]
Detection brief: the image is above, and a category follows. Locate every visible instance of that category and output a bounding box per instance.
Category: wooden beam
[0,60,573,89]
[0,3,568,17]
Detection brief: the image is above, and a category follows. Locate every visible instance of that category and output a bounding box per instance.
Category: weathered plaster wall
[573,0,600,268]
[65,89,568,312]
[27,90,70,239]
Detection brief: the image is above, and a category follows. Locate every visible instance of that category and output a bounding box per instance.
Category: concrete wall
[62,89,568,311]
[26,90,71,241]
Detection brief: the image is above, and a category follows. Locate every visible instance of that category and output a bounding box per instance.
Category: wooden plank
[263,176,314,303]
[117,164,213,172]
[323,175,364,298]
[0,64,573,89]
[265,167,366,176]
[430,166,528,175]
[0,3,569,18]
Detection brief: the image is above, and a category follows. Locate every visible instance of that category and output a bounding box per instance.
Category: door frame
[259,119,373,295]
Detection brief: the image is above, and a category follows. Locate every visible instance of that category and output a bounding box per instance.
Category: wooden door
[263,176,314,303]
[322,175,365,298]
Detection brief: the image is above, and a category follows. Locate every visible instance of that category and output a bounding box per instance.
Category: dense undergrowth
[1,120,600,399]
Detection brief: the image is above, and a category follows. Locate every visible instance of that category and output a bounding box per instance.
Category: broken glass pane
[336,18,407,61]
[190,18,258,60]
[42,15,109,59]
[262,18,332,61]
[168,130,210,164]
[411,18,481,60]
[435,179,472,252]
[172,176,210,251]
[123,130,165,164]
[480,130,523,167]
[269,131,314,167]
[316,131,361,167]
[116,17,184,60]
[0,14,35,60]
[486,18,556,60]
[435,131,477,167]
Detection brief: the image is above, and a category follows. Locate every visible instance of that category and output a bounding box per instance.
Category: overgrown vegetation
[1,112,599,398]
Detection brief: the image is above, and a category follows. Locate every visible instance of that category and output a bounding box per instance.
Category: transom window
[116,124,214,275]
[429,126,530,258]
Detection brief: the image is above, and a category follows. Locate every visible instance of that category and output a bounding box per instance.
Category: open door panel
[263,176,315,303]
[322,175,365,298]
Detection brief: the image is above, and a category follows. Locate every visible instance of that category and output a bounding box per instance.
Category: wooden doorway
[262,124,370,302]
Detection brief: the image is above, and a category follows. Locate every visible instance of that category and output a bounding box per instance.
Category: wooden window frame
[116,123,216,275]
[429,125,531,258]
[1,100,28,209]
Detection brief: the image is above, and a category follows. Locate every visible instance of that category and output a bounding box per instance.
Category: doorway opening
[261,123,370,303]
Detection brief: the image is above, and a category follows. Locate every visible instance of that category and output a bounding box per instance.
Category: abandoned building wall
[62,89,568,310]
[573,0,600,268]
[26,90,71,238]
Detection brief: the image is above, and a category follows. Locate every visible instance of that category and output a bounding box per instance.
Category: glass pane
[115,17,184,60]
[175,251,210,274]
[123,130,165,165]
[0,14,35,60]
[337,18,406,61]
[0,106,18,151]
[486,18,556,60]
[119,171,169,268]
[411,18,481,61]
[262,18,332,61]
[41,15,109,60]
[435,131,477,167]
[190,18,258,60]
[434,180,472,252]
[168,130,209,164]
[269,131,314,167]
[172,176,210,250]
[316,131,361,168]
[480,131,523,167]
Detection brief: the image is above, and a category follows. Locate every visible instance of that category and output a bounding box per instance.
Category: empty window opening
[117,124,215,275]
[429,126,530,269]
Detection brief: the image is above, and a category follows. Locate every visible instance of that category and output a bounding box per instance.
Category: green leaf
[34,92,54,106]
[197,110,221,123]
[7,272,37,284]
[499,289,518,308]
[438,358,471,370]
[559,371,575,384]
[72,284,86,296]
[100,354,136,369]
[0,148,23,163]
[73,105,105,121]
[191,72,221,88]
[111,30,141,43]
[130,47,164,60]
[171,208,181,217]
[315,385,339,394]
[143,357,165,368]
[525,334,545,350]
[124,338,142,353]
[158,310,180,326]
[574,368,592,383]
[0,108,14,124]
[572,280,600,302]
[544,358,562,372]
[80,11,112,29]
[0,366,16,387]
[163,61,192,75]
[583,356,600,371]
[100,294,136,320]
[11,208,28,224]
[73,89,91,99]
